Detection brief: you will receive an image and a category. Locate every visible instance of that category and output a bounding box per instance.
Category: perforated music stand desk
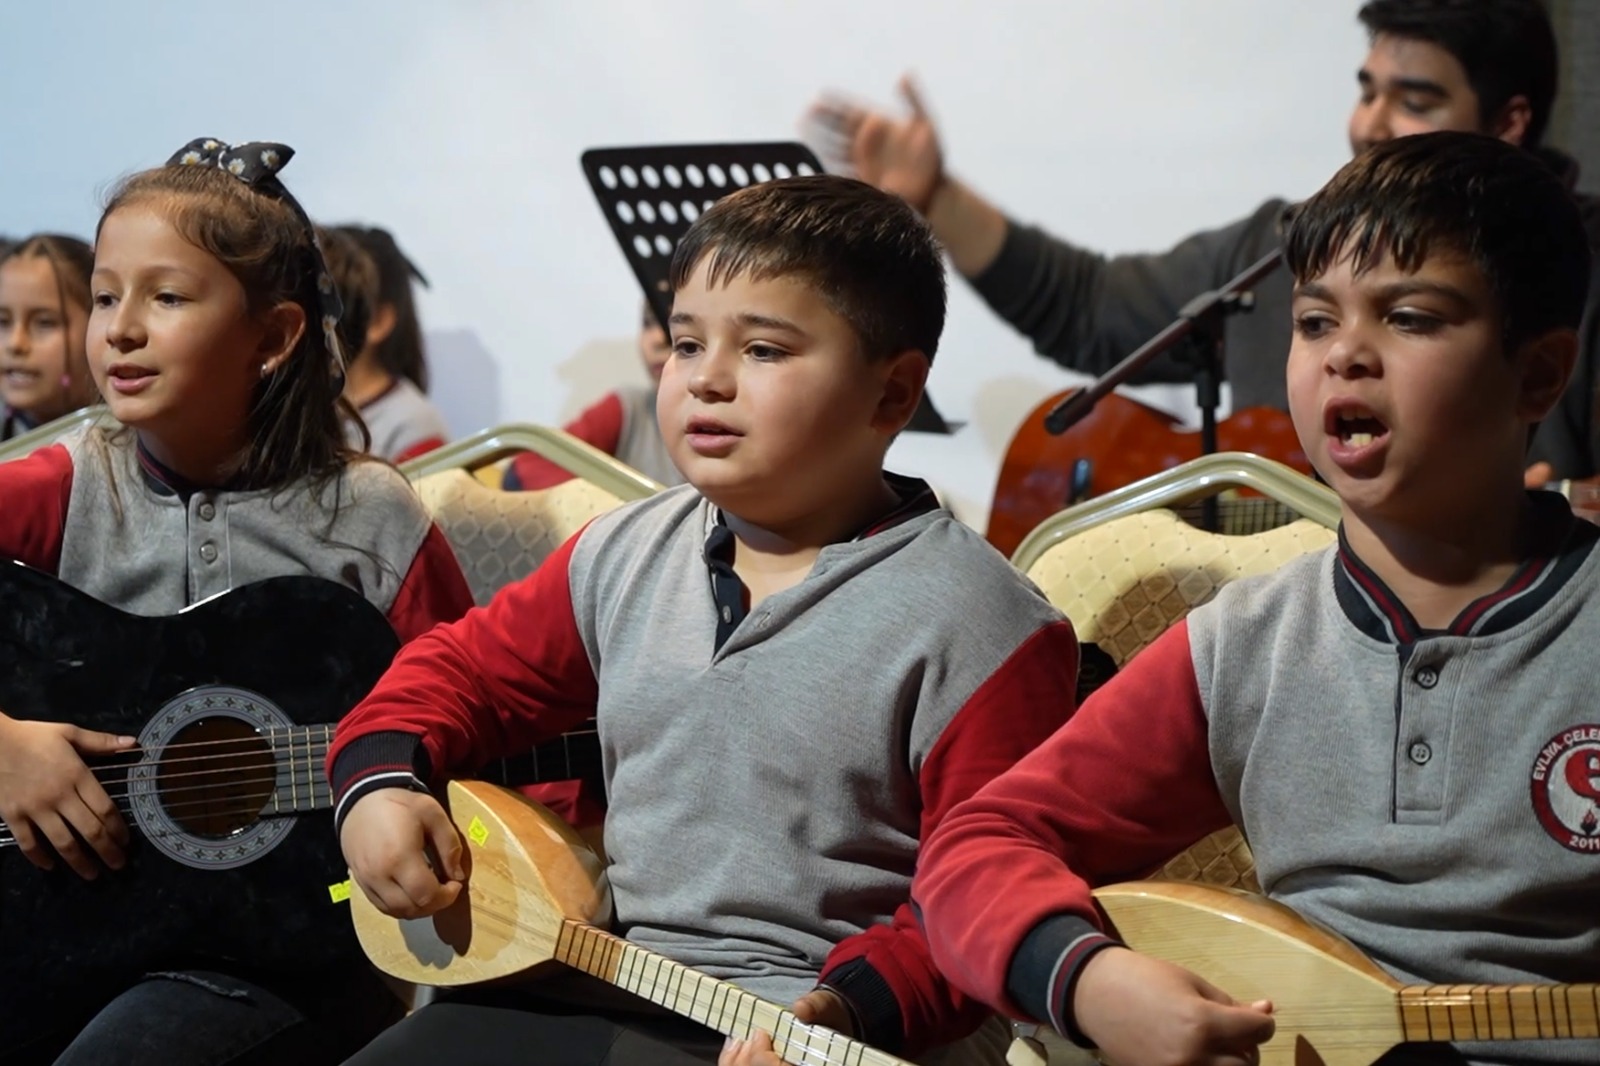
[580,142,954,434]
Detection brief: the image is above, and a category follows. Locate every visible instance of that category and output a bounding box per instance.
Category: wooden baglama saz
[1092,881,1600,1066]
[352,779,918,1066]
[0,563,601,1041]
[986,392,1314,557]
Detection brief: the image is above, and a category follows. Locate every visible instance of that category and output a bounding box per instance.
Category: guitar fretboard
[1400,984,1600,1043]
[554,920,913,1066]
[491,724,603,795]
[267,724,335,815]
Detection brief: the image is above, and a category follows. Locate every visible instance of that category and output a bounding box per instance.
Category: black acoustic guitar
[0,562,602,1041]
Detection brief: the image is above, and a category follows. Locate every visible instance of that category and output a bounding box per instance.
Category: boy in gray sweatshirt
[330,175,1079,1066]
[912,132,1598,1066]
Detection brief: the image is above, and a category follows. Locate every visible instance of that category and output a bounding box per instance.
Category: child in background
[0,139,473,1066]
[337,225,449,463]
[503,301,685,489]
[330,175,1078,1066]
[912,132,1599,1066]
[0,235,100,441]
[318,227,380,378]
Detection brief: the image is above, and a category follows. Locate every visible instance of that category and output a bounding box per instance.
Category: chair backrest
[406,421,662,604]
[1025,510,1335,670]
[401,422,664,502]
[1018,455,1338,894]
[414,469,625,606]
[0,405,105,464]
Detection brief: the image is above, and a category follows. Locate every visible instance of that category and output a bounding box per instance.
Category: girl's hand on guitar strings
[1074,946,1274,1066]
[341,787,466,918]
[0,710,134,878]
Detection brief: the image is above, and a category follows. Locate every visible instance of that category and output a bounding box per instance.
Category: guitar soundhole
[157,718,275,839]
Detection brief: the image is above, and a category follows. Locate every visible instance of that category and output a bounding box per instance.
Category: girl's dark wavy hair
[1284,131,1590,351]
[97,164,365,489]
[338,225,429,391]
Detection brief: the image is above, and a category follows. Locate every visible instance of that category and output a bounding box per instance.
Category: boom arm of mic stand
[1041,248,1284,435]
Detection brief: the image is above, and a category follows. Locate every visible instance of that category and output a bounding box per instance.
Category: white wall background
[1,1,1362,528]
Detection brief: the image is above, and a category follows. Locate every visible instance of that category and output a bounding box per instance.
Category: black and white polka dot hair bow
[168,137,347,380]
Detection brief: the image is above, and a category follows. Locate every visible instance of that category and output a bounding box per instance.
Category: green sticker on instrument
[467,816,490,847]
[328,879,352,903]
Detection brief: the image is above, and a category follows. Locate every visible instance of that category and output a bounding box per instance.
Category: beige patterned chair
[1003,454,1337,1066]
[1015,452,1337,892]
[404,423,664,605]
[413,471,627,606]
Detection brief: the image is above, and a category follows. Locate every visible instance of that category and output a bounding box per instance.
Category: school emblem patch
[1531,726,1600,854]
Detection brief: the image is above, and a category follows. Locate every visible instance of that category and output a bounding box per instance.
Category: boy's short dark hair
[316,226,380,363]
[668,174,947,363]
[1284,131,1591,350]
[1358,0,1558,149]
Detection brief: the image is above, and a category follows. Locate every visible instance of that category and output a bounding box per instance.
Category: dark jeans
[16,964,404,1066]
[341,983,725,1066]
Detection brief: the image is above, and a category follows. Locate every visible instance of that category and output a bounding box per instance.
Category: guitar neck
[275,723,604,817]
[488,725,602,792]
[555,920,913,1066]
[265,724,335,815]
[1400,984,1600,1043]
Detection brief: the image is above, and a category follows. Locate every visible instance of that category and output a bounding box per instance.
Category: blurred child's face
[660,261,903,524]
[1348,36,1504,156]
[1286,247,1531,522]
[639,311,671,383]
[88,205,279,453]
[0,256,88,421]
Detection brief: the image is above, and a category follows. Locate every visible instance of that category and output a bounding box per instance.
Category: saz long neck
[554,920,913,1066]
[1400,984,1600,1042]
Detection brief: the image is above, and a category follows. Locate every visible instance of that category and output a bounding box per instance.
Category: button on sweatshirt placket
[1392,647,1456,823]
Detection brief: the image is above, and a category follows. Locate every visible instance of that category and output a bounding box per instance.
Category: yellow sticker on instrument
[467,816,490,847]
[328,879,353,903]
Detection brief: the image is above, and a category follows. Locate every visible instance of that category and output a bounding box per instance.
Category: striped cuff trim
[1047,932,1118,1047]
[333,770,431,833]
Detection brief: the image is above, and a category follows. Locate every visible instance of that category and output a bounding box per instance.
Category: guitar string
[75,737,600,803]
[0,741,605,846]
[0,794,326,847]
[69,726,602,798]
[78,729,337,758]
[76,725,600,769]
[10,736,604,822]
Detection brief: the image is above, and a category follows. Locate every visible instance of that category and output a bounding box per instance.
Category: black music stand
[580,142,954,434]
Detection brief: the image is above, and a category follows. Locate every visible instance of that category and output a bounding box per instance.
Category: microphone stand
[1040,248,1283,531]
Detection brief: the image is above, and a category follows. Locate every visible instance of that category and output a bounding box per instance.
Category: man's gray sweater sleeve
[965,199,1290,387]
